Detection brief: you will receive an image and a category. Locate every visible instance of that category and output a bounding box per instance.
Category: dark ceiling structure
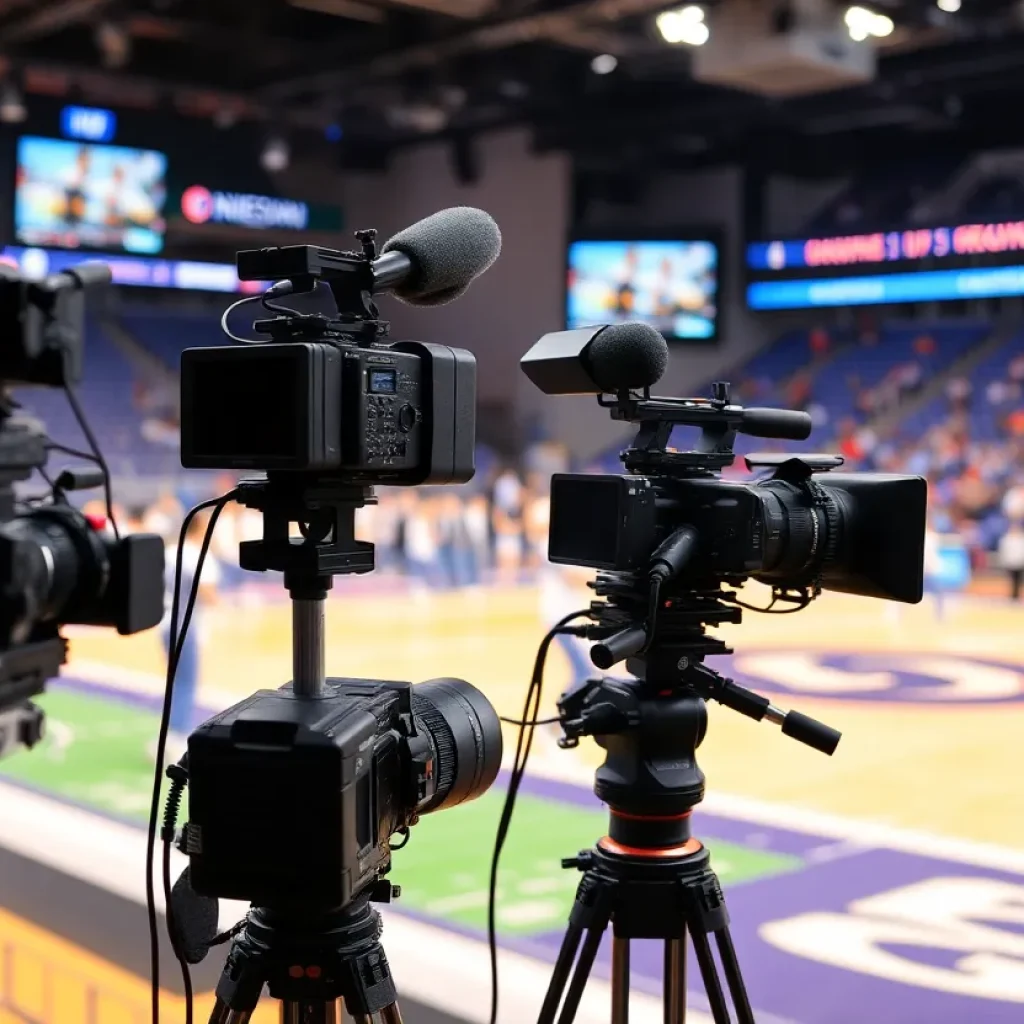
[2,0,1024,176]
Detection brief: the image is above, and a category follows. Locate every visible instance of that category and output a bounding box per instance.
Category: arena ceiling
[3,0,1024,175]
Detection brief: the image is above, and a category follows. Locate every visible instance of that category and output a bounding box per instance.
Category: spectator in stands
[809,327,830,359]
[437,492,473,588]
[143,492,183,540]
[785,370,812,411]
[523,481,551,577]
[945,376,972,412]
[156,509,221,764]
[402,493,440,592]
[998,521,1024,600]
[913,333,937,357]
[1009,353,1024,387]
[492,466,524,585]
[463,493,492,586]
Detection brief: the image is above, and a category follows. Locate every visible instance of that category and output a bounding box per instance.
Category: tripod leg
[281,1001,339,1024]
[209,1000,253,1024]
[664,935,687,1024]
[536,921,586,1024]
[555,921,608,1024]
[688,930,732,1024]
[611,937,630,1024]
[352,1005,404,1024]
[714,930,754,1024]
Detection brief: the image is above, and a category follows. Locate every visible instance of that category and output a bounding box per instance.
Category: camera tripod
[538,614,840,1024]
[203,477,405,1024]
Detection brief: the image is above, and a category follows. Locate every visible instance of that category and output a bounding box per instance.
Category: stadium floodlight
[845,5,894,40]
[0,82,26,124]
[937,0,961,11]
[656,5,710,46]
[591,53,619,74]
[260,135,291,172]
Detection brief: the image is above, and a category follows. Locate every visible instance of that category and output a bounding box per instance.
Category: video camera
[523,321,927,636]
[164,210,505,1023]
[0,262,165,760]
[178,209,493,485]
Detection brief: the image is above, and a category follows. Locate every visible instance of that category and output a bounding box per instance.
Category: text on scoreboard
[748,221,1024,272]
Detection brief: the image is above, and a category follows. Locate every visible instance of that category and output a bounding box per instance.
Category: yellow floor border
[0,908,279,1024]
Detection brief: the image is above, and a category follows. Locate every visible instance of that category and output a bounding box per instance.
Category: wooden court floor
[66,581,1024,850]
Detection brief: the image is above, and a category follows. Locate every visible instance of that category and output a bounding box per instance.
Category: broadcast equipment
[519,322,927,1024]
[178,207,501,482]
[164,211,505,1024]
[0,262,165,761]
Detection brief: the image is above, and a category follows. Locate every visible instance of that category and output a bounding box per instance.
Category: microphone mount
[601,381,814,476]
[239,229,392,347]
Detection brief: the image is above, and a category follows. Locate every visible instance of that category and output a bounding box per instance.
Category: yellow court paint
[64,582,1024,847]
[0,909,279,1024]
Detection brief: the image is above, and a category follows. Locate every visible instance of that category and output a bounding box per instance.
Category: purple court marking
[717,649,1024,704]
[46,677,1024,1023]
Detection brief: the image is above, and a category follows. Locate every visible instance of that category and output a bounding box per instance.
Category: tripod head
[555,572,841,851]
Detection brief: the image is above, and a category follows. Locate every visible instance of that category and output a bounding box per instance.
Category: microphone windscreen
[381,207,501,306]
[584,322,669,392]
[169,866,220,965]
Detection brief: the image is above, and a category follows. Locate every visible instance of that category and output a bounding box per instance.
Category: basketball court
[2,577,1023,1023]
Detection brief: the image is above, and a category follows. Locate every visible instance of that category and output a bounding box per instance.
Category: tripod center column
[292,598,326,696]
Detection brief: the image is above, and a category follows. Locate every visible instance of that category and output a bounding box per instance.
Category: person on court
[156,510,221,762]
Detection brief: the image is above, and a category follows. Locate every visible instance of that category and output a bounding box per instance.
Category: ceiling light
[937,0,961,11]
[657,6,710,46]
[95,21,132,69]
[260,136,290,173]
[0,83,27,124]
[591,53,618,74]
[844,5,894,40]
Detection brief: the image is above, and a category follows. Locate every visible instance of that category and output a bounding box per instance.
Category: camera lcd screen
[368,369,397,394]
[189,355,299,461]
[549,476,621,567]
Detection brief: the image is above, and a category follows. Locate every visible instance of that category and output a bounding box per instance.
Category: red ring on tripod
[598,836,703,858]
[610,809,693,823]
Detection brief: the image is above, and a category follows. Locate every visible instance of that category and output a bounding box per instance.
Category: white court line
[66,660,1024,874]
[0,781,711,1024]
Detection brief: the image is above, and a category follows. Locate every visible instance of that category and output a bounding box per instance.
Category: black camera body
[0,262,165,760]
[550,459,926,604]
[180,340,475,484]
[179,238,477,486]
[184,676,501,911]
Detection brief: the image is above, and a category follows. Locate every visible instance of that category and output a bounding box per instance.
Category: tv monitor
[15,136,168,255]
[567,238,720,341]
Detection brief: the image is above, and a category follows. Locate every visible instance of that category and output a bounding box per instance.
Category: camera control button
[397,405,416,432]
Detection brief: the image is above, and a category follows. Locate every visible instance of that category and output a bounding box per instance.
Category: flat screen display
[567,239,719,340]
[15,136,168,254]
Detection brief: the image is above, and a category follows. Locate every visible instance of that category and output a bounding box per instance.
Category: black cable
[146,491,236,1024]
[46,440,101,464]
[498,715,561,727]
[488,609,589,1024]
[61,382,120,540]
[220,281,295,344]
[162,834,194,1022]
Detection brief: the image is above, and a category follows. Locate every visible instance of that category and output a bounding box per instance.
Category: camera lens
[412,678,503,813]
[0,508,109,644]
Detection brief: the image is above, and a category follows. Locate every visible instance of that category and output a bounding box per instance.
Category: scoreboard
[747,220,1024,309]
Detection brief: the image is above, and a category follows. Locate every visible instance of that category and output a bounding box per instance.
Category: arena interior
[1,1,1024,1023]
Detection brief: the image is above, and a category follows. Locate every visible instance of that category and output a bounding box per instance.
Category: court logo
[724,651,1024,704]
[762,876,1024,1002]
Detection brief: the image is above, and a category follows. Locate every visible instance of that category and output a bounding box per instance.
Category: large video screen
[15,136,168,254]
[567,239,719,340]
